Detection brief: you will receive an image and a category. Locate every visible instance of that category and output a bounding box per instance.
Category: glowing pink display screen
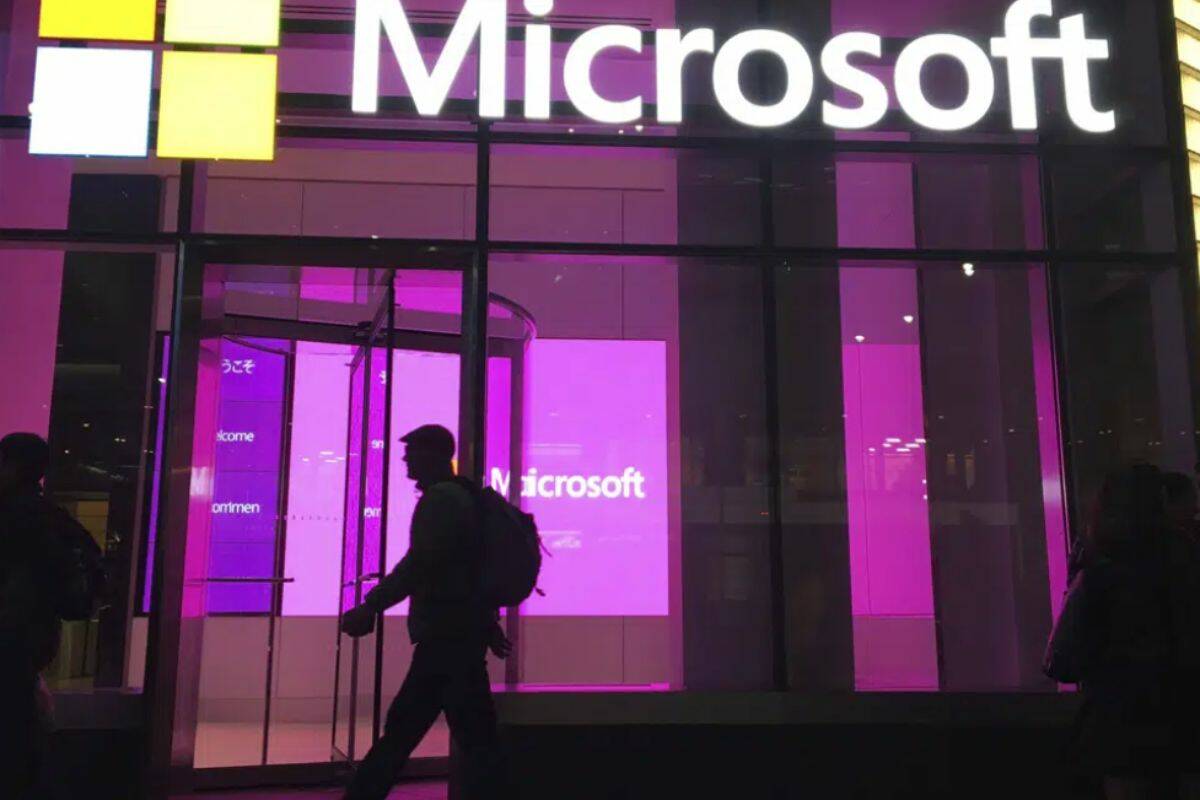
[512,340,669,616]
[274,338,670,618]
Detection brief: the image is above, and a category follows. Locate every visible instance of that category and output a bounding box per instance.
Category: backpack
[45,504,107,622]
[472,484,543,609]
[1043,570,1094,684]
[0,494,106,624]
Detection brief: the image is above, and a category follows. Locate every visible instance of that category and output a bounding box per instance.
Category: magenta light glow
[383,349,462,615]
[1029,269,1070,620]
[282,341,352,616]
[182,331,676,618]
[839,259,939,689]
[195,336,669,620]
[843,342,935,619]
[515,339,669,617]
[380,340,669,617]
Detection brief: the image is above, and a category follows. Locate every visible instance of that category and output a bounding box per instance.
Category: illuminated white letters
[991,0,1051,129]
[212,502,262,515]
[713,30,814,128]
[352,0,1116,134]
[656,29,716,125]
[821,32,889,130]
[991,0,1115,132]
[564,25,644,124]
[352,0,506,116]
[895,34,995,131]
[1056,14,1115,133]
[490,467,649,500]
[524,0,553,119]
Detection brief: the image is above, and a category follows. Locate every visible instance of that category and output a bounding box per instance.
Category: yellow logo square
[39,0,157,42]
[165,0,282,48]
[157,51,278,161]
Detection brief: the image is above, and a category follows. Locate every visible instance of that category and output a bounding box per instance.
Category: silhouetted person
[0,433,101,799]
[1165,471,1200,799]
[341,425,507,800]
[1164,472,1199,541]
[1068,465,1200,799]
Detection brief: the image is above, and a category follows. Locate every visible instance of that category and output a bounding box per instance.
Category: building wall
[1179,0,1200,258]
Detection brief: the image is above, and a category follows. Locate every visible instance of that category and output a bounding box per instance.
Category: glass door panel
[268,339,354,766]
[333,340,367,763]
[193,337,292,769]
[168,257,474,784]
[356,342,392,749]
[333,270,394,763]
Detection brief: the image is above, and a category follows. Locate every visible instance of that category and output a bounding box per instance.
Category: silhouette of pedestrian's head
[1089,463,1167,555]
[0,432,49,494]
[400,425,456,488]
[1163,471,1198,533]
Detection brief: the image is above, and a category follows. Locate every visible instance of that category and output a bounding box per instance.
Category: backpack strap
[450,477,490,600]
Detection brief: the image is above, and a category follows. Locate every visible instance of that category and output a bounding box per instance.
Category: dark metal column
[449,119,492,800]
[758,151,788,693]
[143,261,223,794]
[143,162,218,798]
[459,123,491,482]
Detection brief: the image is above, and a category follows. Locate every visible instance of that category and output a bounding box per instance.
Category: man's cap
[400,425,456,461]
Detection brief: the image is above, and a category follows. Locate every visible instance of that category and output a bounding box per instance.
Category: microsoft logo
[30,0,281,160]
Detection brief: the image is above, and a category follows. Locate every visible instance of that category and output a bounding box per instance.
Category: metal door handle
[202,577,297,584]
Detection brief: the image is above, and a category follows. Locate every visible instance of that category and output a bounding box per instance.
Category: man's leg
[441,644,502,800]
[0,659,38,799]
[344,647,444,800]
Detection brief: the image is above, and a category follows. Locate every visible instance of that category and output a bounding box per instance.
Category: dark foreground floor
[186,782,447,800]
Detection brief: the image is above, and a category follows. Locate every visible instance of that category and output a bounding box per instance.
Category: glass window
[774,152,1044,250]
[490,145,762,246]
[0,134,179,232]
[486,254,773,690]
[1049,153,1176,254]
[777,260,1070,692]
[0,244,170,692]
[198,140,477,238]
[1055,263,1199,531]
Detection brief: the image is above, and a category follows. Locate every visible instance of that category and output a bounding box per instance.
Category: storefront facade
[1,0,1197,795]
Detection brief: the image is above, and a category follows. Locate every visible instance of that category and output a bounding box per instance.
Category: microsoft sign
[353,0,1117,134]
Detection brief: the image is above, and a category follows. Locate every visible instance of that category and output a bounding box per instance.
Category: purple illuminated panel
[516,340,668,617]
[153,337,671,619]
[206,338,288,613]
[282,341,352,617]
[843,343,934,618]
[840,267,938,690]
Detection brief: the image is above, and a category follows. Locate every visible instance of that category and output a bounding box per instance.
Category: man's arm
[361,485,469,613]
[362,551,415,614]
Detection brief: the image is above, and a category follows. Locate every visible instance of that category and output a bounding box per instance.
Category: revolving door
[168,257,533,783]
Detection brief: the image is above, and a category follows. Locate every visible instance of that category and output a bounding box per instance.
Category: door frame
[332,271,395,767]
[145,237,484,793]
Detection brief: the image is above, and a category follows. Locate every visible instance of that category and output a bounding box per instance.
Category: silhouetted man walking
[341,425,506,800]
[0,433,101,800]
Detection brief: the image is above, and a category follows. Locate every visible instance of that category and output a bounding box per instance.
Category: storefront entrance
[139,242,534,788]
